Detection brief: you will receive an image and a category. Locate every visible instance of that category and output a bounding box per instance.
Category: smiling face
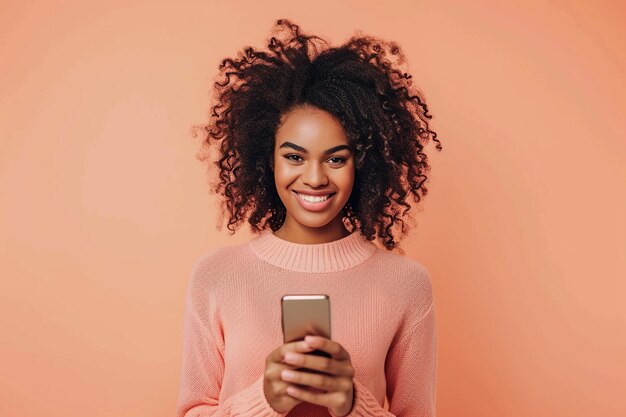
[271,105,355,243]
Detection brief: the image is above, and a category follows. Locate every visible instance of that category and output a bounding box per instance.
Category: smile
[293,191,336,212]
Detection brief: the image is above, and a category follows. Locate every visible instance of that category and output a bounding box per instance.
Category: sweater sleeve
[327,377,392,417]
[175,257,288,417]
[328,303,437,417]
[385,302,438,416]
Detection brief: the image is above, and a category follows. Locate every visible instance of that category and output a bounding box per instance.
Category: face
[272,105,355,237]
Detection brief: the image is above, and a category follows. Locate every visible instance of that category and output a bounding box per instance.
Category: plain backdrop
[1,1,625,416]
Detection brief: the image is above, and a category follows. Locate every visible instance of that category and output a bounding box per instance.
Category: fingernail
[284,352,299,363]
[281,369,295,380]
[305,335,317,345]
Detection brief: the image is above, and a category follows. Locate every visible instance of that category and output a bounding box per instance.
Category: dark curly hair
[193,18,443,252]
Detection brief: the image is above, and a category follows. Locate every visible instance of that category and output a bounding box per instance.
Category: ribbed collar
[248,229,377,273]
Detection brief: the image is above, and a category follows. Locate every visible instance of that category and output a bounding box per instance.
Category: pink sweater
[176,229,437,416]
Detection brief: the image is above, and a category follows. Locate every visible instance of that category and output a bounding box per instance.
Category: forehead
[276,106,348,148]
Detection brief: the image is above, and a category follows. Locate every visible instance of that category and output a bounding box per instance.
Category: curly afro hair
[194,18,443,252]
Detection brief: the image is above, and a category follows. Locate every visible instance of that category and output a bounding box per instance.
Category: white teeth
[297,193,331,203]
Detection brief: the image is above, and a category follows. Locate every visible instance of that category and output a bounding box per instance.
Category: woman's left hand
[280,335,355,417]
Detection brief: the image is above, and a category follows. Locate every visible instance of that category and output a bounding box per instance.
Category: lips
[294,191,336,199]
[293,190,337,197]
[292,191,336,212]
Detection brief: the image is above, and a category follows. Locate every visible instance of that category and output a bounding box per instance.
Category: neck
[273,218,351,244]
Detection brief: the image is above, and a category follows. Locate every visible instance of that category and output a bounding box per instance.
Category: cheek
[274,163,297,186]
[337,168,355,190]
[273,160,286,178]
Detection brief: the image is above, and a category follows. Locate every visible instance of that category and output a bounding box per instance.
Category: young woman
[176,19,443,417]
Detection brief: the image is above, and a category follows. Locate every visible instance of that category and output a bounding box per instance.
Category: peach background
[1,1,624,416]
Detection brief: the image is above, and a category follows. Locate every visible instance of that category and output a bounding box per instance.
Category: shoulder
[375,248,433,292]
[186,243,244,293]
[373,248,435,318]
[190,245,232,275]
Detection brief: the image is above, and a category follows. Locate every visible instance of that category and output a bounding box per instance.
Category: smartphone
[281,294,332,363]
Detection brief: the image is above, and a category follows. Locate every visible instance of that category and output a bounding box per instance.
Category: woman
[176,18,443,417]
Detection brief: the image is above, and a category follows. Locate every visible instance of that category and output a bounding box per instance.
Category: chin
[292,214,335,229]
[293,209,346,228]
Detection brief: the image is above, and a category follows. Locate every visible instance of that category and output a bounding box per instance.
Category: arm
[175,259,287,417]
[328,302,437,417]
[330,264,438,417]
[384,302,438,416]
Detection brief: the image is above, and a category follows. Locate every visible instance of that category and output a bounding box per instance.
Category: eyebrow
[278,141,352,155]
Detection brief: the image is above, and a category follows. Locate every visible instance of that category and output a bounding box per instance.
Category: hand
[280,335,355,417]
[263,339,318,413]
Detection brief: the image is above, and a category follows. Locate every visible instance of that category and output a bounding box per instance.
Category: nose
[301,160,329,188]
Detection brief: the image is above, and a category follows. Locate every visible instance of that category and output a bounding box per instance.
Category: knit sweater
[176,229,437,416]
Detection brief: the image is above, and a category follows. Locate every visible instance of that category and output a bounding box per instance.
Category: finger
[285,383,337,408]
[280,368,350,393]
[304,335,349,361]
[269,340,316,364]
[282,351,345,376]
[290,339,319,353]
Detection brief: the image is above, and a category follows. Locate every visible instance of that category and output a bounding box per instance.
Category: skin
[263,105,356,415]
[270,104,355,244]
[264,336,356,416]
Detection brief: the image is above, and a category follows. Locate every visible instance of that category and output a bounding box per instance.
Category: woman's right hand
[264,339,317,413]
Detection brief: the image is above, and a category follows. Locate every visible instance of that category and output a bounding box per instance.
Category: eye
[284,154,303,162]
[283,154,347,165]
[328,156,346,165]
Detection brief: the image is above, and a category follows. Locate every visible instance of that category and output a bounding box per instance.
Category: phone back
[281,295,331,343]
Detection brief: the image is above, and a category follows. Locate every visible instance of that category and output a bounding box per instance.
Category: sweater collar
[248,229,377,273]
